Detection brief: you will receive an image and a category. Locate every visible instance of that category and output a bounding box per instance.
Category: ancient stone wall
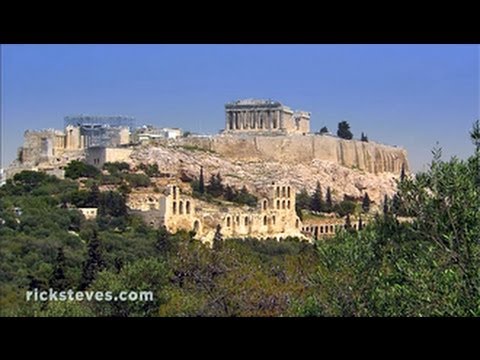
[176,134,409,174]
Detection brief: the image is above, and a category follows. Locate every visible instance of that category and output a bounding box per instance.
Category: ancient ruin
[224,99,310,135]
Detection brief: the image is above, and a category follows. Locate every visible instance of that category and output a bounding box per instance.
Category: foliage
[361,132,368,142]
[337,121,353,140]
[362,192,371,213]
[319,126,329,134]
[125,173,151,188]
[310,181,324,212]
[65,160,100,180]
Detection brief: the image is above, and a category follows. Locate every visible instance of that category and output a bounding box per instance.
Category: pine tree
[383,194,389,215]
[358,216,363,230]
[199,166,205,194]
[361,132,369,142]
[325,187,333,213]
[155,226,170,254]
[362,192,371,213]
[80,230,105,290]
[392,193,401,215]
[319,126,329,134]
[213,224,223,251]
[345,213,352,230]
[224,185,235,201]
[470,119,480,152]
[337,121,353,140]
[310,181,324,212]
[50,247,68,290]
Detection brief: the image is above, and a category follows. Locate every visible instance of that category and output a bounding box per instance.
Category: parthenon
[224,99,310,135]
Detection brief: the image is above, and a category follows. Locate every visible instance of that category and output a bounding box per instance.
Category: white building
[136,126,183,142]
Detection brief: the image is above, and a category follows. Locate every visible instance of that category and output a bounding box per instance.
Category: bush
[65,160,100,180]
[125,173,151,188]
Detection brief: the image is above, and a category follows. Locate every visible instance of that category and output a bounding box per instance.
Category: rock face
[129,141,406,207]
[175,134,408,174]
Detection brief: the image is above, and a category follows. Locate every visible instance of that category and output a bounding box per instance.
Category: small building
[86,146,133,168]
[135,126,183,143]
[78,208,98,220]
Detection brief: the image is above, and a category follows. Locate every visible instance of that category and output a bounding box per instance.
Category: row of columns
[226,110,283,131]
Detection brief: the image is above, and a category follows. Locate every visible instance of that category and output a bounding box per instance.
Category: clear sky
[1,44,479,172]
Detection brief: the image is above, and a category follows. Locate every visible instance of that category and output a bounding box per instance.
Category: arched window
[272,215,276,225]
[276,200,280,209]
[244,217,249,226]
[236,216,240,224]
[179,201,184,214]
[172,202,177,215]
[263,216,267,226]
[276,187,280,197]
[295,219,299,228]
[263,200,268,210]
[320,226,324,234]
[282,186,286,197]
[193,220,200,232]
[226,217,231,227]
[186,201,191,214]
[282,200,286,209]
[172,186,177,200]
[287,200,291,209]
[287,186,291,198]
[330,225,334,233]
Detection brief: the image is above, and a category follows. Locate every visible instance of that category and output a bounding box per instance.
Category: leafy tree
[310,181,323,212]
[361,132,368,142]
[103,162,130,174]
[80,230,106,290]
[125,173,151,188]
[207,172,224,197]
[334,199,356,217]
[98,191,127,218]
[337,121,353,140]
[319,126,329,134]
[470,119,480,152]
[65,160,100,180]
[362,192,371,213]
[224,185,235,202]
[156,226,173,255]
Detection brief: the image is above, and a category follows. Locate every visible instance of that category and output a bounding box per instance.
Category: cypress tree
[310,181,324,212]
[362,192,371,213]
[383,194,389,216]
[213,224,223,251]
[400,163,406,182]
[199,166,205,194]
[325,187,333,212]
[80,230,105,290]
[50,247,68,290]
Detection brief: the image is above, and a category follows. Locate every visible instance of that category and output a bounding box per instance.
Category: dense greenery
[65,160,101,180]
[191,170,257,207]
[337,121,353,140]
[0,122,479,316]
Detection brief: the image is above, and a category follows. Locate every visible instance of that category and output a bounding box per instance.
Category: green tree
[49,247,68,290]
[469,119,480,152]
[325,187,333,213]
[65,160,100,180]
[310,181,324,212]
[319,126,329,134]
[361,132,368,142]
[80,230,106,290]
[383,195,389,215]
[400,163,406,182]
[125,173,151,188]
[213,224,223,251]
[362,192,371,213]
[337,121,353,140]
[296,188,310,211]
[199,166,205,195]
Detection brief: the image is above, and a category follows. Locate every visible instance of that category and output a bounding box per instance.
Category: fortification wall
[177,135,409,174]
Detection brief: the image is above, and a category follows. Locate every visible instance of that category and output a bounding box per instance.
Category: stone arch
[287,186,291,198]
[263,216,267,226]
[330,225,334,233]
[226,216,231,227]
[282,200,286,209]
[172,201,177,215]
[172,186,177,200]
[276,187,280,197]
[272,215,276,225]
[236,215,240,224]
[263,199,268,211]
[295,219,299,228]
[193,220,200,232]
[282,186,286,197]
[320,226,324,234]
[276,200,280,209]
[186,201,191,214]
[244,217,249,226]
[179,201,184,215]
[287,200,291,209]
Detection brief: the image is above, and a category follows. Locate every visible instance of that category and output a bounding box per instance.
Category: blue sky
[1,44,479,172]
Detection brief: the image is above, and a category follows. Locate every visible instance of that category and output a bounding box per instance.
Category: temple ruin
[224,99,310,135]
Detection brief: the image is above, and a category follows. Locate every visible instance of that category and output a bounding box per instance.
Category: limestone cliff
[175,134,409,174]
[129,141,407,207]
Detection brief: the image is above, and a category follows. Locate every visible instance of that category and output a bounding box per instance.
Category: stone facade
[224,99,310,135]
[301,216,369,239]
[128,181,304,244]
[86,147,134,168]
[78,208,98,220]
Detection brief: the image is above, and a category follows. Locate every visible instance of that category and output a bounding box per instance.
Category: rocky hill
[130,142,404,207]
